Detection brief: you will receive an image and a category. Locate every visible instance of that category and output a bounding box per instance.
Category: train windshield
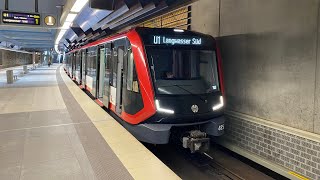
[146,47,220,95]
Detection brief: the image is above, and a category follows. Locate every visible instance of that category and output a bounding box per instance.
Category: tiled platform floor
[0,64,179,180]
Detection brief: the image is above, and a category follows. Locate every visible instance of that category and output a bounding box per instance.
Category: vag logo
[191,105,199,113]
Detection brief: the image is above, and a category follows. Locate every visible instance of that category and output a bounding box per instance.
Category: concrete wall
[192,0,320,179]
[193,0,319,133]
[0,49,32,69]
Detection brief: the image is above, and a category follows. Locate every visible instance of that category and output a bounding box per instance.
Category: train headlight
[212,96,224,111]
[155,100,174,114]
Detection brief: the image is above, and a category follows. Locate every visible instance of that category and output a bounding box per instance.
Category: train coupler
[182,130,210,153]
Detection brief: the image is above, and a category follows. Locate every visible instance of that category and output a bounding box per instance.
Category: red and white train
[64,27,225,152]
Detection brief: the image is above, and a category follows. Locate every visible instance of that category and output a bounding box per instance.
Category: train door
[98,46,105,101]
[68,54,72,75]
[115,43,125,114]
[79,51,82,84]
[83,47,98,97]
[122,42,144,115]
[81,50,86,86]
[102,43,112,107]
[72,53,76,78]
[69,55,71,75]
[76,51,81,83]
[91,47,98,97]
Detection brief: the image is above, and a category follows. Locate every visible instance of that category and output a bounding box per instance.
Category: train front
[135,28,225,152]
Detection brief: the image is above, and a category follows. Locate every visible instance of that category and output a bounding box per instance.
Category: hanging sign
[2,11,41,25]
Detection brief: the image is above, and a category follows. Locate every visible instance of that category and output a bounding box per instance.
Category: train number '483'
[218,124,224,131]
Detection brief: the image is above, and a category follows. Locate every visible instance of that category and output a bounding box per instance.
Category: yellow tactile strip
[59,67,181,180]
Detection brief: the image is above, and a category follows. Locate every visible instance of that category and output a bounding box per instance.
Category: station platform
[0,64,180,180]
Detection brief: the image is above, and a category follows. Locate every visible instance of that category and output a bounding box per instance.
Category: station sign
[2,11,41,25]
[151,35,202,46]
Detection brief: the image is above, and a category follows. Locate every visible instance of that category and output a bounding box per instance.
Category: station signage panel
[151,35,202,46]
[2,11,41,25]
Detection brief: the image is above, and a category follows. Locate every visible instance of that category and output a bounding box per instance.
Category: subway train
[64,27,225,152]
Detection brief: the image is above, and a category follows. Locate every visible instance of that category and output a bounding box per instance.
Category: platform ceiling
[0,0,66,51]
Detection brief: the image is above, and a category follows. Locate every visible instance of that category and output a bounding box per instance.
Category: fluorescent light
[212,96,224,111]
[57,32,66,40]
[59,29,67,35]
[54,44,59,53]
[62,21,72,29]
[65,13,77,22]
[70,0,88,13]
[54,0,87,53]
[155,100,174,114]
[55,13,76,51]
[174,29,184,32]
[55,29,67,44]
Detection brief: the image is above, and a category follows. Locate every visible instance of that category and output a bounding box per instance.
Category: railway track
[180,149,245,180]
[202,152,245,180]
[146,143,247,180]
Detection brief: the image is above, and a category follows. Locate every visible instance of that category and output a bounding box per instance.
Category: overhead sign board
[2,11,40,25]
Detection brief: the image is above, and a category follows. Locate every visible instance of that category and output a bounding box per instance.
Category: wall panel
[0,50,32,68]
[191,0,320,179]
[139,6,191,30]
[219,0,318,132]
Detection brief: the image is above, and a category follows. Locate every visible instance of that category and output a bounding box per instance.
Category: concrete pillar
[23,65,28,74]
[6,70,13,84]
[32,52,36,69]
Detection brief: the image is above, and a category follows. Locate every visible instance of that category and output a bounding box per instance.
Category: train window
[104,45,112,98]
[123,43,143,115]
[92,47,97,77]
[146,47,220,95]
[76,52,80,71]
[127,48,139,93]
[105,46,112,80]
[111,47,118,87]
[127,49,133,91]
[87,47,97,77]
[72,53,76,73]
[86,50,91,76]
[82,51,86,74]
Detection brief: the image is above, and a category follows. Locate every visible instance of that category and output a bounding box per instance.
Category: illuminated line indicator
[2,11,41,25]
[152,35,202,45]
[288,171,309,180]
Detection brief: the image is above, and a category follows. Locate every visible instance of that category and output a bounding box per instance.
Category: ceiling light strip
[55,0,88,53]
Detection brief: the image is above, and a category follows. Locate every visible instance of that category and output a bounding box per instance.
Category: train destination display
[152,35,202,45]
[2,11,40,25]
